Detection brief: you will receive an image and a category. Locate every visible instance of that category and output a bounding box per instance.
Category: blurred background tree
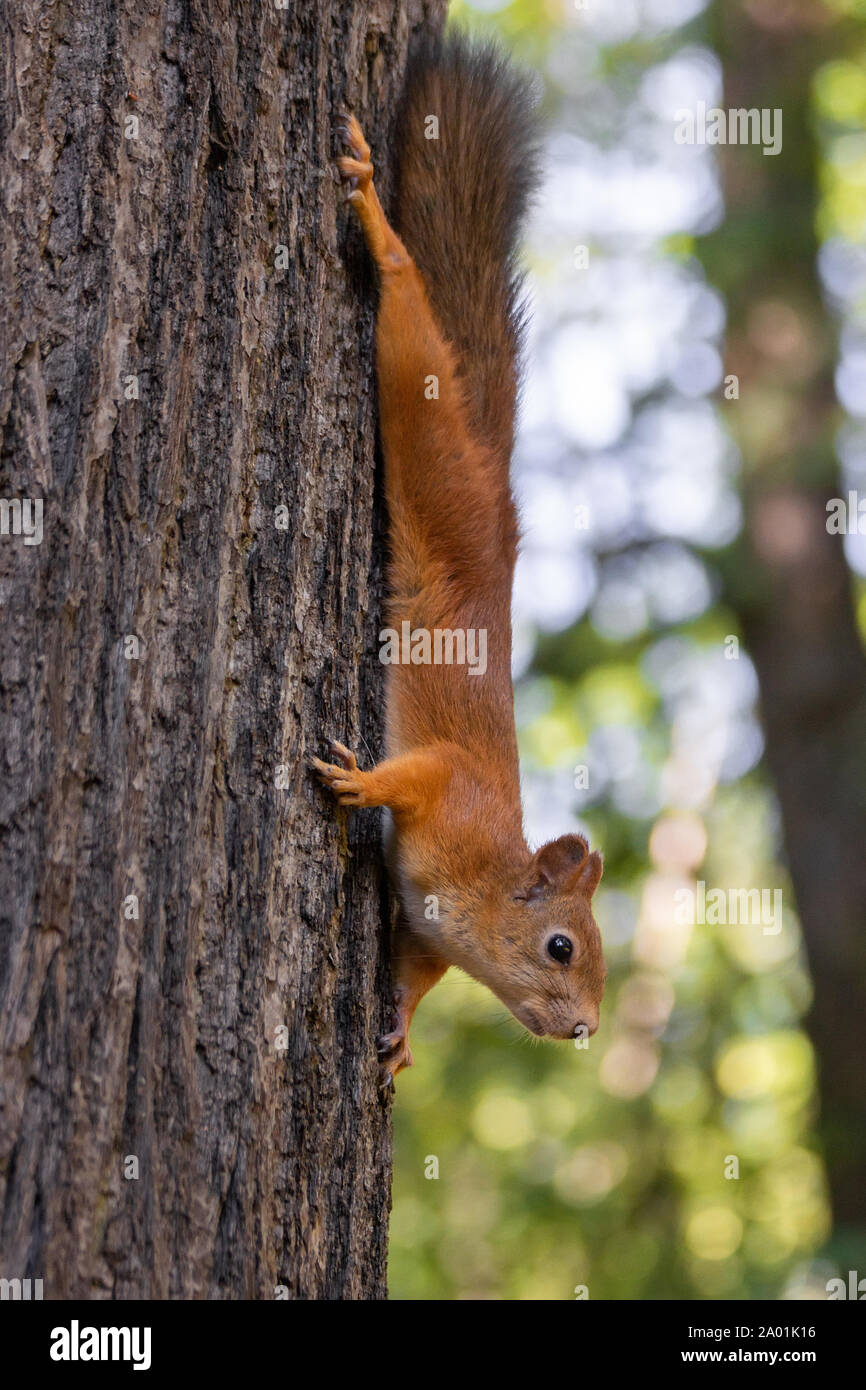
[389,0,866,1300]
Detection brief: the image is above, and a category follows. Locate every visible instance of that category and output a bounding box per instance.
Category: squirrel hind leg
[337,115,409,273]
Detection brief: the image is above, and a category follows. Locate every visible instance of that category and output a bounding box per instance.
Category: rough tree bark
[704,0,866,1231]
[0,0,444,1299]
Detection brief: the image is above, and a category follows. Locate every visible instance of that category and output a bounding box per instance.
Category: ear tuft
[525,834,589,899]
[575,850,603,900]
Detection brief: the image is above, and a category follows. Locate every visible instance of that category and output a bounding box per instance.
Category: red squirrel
[314,37,606,1086]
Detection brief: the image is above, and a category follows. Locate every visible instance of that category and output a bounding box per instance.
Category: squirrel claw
[329,740,357,770]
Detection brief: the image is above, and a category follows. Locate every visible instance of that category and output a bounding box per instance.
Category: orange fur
[317,79,606,1086]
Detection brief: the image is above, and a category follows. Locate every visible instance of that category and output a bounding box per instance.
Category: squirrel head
[481,834,606,1041]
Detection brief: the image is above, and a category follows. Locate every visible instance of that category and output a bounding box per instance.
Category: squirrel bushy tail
[392,34,541,464]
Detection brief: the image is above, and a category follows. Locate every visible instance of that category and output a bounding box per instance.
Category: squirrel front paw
[377,1026,413,1090]
[377,986,416,1088]
[311,740,368,807]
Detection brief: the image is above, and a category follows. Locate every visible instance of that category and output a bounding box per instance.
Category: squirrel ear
[573,849,603,901]
[524,834,589,899]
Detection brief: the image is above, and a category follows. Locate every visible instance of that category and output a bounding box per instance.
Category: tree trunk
[0,0,444,1300]
[742,497,866,1229]
[704,0,866,1231]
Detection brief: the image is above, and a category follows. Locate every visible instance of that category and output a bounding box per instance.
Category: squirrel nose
[573,1016,598,1039]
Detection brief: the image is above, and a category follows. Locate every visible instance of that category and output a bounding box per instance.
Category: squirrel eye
[547,934,573,964]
